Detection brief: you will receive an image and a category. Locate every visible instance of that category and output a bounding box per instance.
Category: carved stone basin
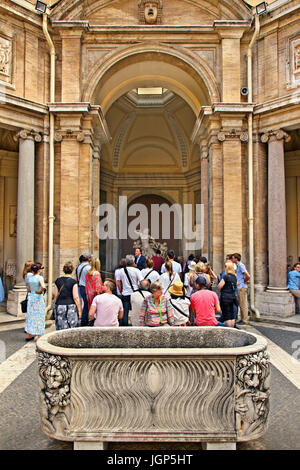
[36,327,270,450]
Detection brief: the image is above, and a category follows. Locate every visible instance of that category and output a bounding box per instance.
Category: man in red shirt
[152,249,164,273]
[190,277,227,327]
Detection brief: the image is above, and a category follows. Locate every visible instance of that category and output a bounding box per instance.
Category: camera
[241,87,249,96]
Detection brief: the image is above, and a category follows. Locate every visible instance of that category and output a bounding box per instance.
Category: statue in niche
[133,228,168,258]
[138,1,163,25]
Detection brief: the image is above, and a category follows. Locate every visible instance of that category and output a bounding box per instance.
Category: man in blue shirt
[232,253,250,325]
[161,250,182,275]
[287,263,300,314]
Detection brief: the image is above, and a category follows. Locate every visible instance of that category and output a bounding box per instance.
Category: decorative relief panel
[138,1,163,25]
[38,352,72,438]
[288,37,300,88]
[235,350,270,441]
[0,36,12,83]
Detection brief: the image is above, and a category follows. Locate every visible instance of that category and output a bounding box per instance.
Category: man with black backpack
[116,254,143,326]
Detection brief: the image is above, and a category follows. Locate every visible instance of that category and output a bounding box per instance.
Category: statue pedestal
[6,286,27,318]
[256,288,295,318]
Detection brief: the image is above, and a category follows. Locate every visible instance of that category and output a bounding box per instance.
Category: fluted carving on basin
[69,359,236,434]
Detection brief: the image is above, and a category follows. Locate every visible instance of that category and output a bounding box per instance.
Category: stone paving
[0,319,300,451]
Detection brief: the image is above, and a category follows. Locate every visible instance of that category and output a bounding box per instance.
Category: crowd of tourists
[21,249,300,340]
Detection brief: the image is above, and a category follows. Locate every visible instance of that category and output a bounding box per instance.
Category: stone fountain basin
[36,327,270,449]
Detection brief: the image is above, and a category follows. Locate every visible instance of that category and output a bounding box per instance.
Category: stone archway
[83,44,220,114]
[91,45,210,271]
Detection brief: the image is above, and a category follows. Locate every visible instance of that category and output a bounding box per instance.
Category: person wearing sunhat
[168,281,191,326]
[183,260,196,299]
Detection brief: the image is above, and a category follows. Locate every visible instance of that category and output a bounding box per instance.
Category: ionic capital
[14,129,43,143]
[260,129,291,144]
[217,128,248,142]
[54,129,92,144]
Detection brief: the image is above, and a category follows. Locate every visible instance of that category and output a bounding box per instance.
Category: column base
[256,288,295,318]
[202,442,236,450]
[6,286,27,318]
[73,441,108,450]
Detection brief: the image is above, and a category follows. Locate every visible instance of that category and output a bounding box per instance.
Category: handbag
[51,282,65,320]
[20,295,28,314]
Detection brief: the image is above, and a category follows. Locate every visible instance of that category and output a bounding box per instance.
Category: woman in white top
[23,260,34,292]
[159,260,181,299]
[141,258,160,284]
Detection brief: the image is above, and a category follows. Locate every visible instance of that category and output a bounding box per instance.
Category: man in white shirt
[161,250,182,275]
[129,280,151,326]
[116,254,143,326]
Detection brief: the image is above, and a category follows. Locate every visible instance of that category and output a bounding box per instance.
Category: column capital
[261,129,291,144]
[14,129,42,143]
[54,129,92,144]
[217,128,248,142]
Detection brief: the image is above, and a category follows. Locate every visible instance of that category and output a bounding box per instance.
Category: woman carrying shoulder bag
[54,262,82,330]
[159,260,180,299]
[25,263,46,341]
[217,261,238,328]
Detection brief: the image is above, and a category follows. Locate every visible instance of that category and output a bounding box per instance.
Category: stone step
[252,315,300,329]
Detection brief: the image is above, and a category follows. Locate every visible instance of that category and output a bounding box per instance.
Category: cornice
[254,92,300,115]
[0,92,48,115]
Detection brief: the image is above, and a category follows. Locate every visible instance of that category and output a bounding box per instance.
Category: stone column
[7,129,41,316]
[256,130,295,317]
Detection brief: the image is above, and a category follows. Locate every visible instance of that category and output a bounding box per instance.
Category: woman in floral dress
[25,263,46,341]
[85,257,103,311]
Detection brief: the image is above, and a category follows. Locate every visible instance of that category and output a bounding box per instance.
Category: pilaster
[214,22,249,103]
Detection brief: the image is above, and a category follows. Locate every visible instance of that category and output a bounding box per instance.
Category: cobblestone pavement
[0,321,299,451]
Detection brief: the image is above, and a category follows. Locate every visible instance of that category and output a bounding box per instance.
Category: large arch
[83,44,220,115]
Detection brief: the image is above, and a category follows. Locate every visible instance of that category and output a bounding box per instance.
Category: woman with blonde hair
[217,261,238,328]
[159,260,181,299]
[190,262,210,294]
[85,257,103,310]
